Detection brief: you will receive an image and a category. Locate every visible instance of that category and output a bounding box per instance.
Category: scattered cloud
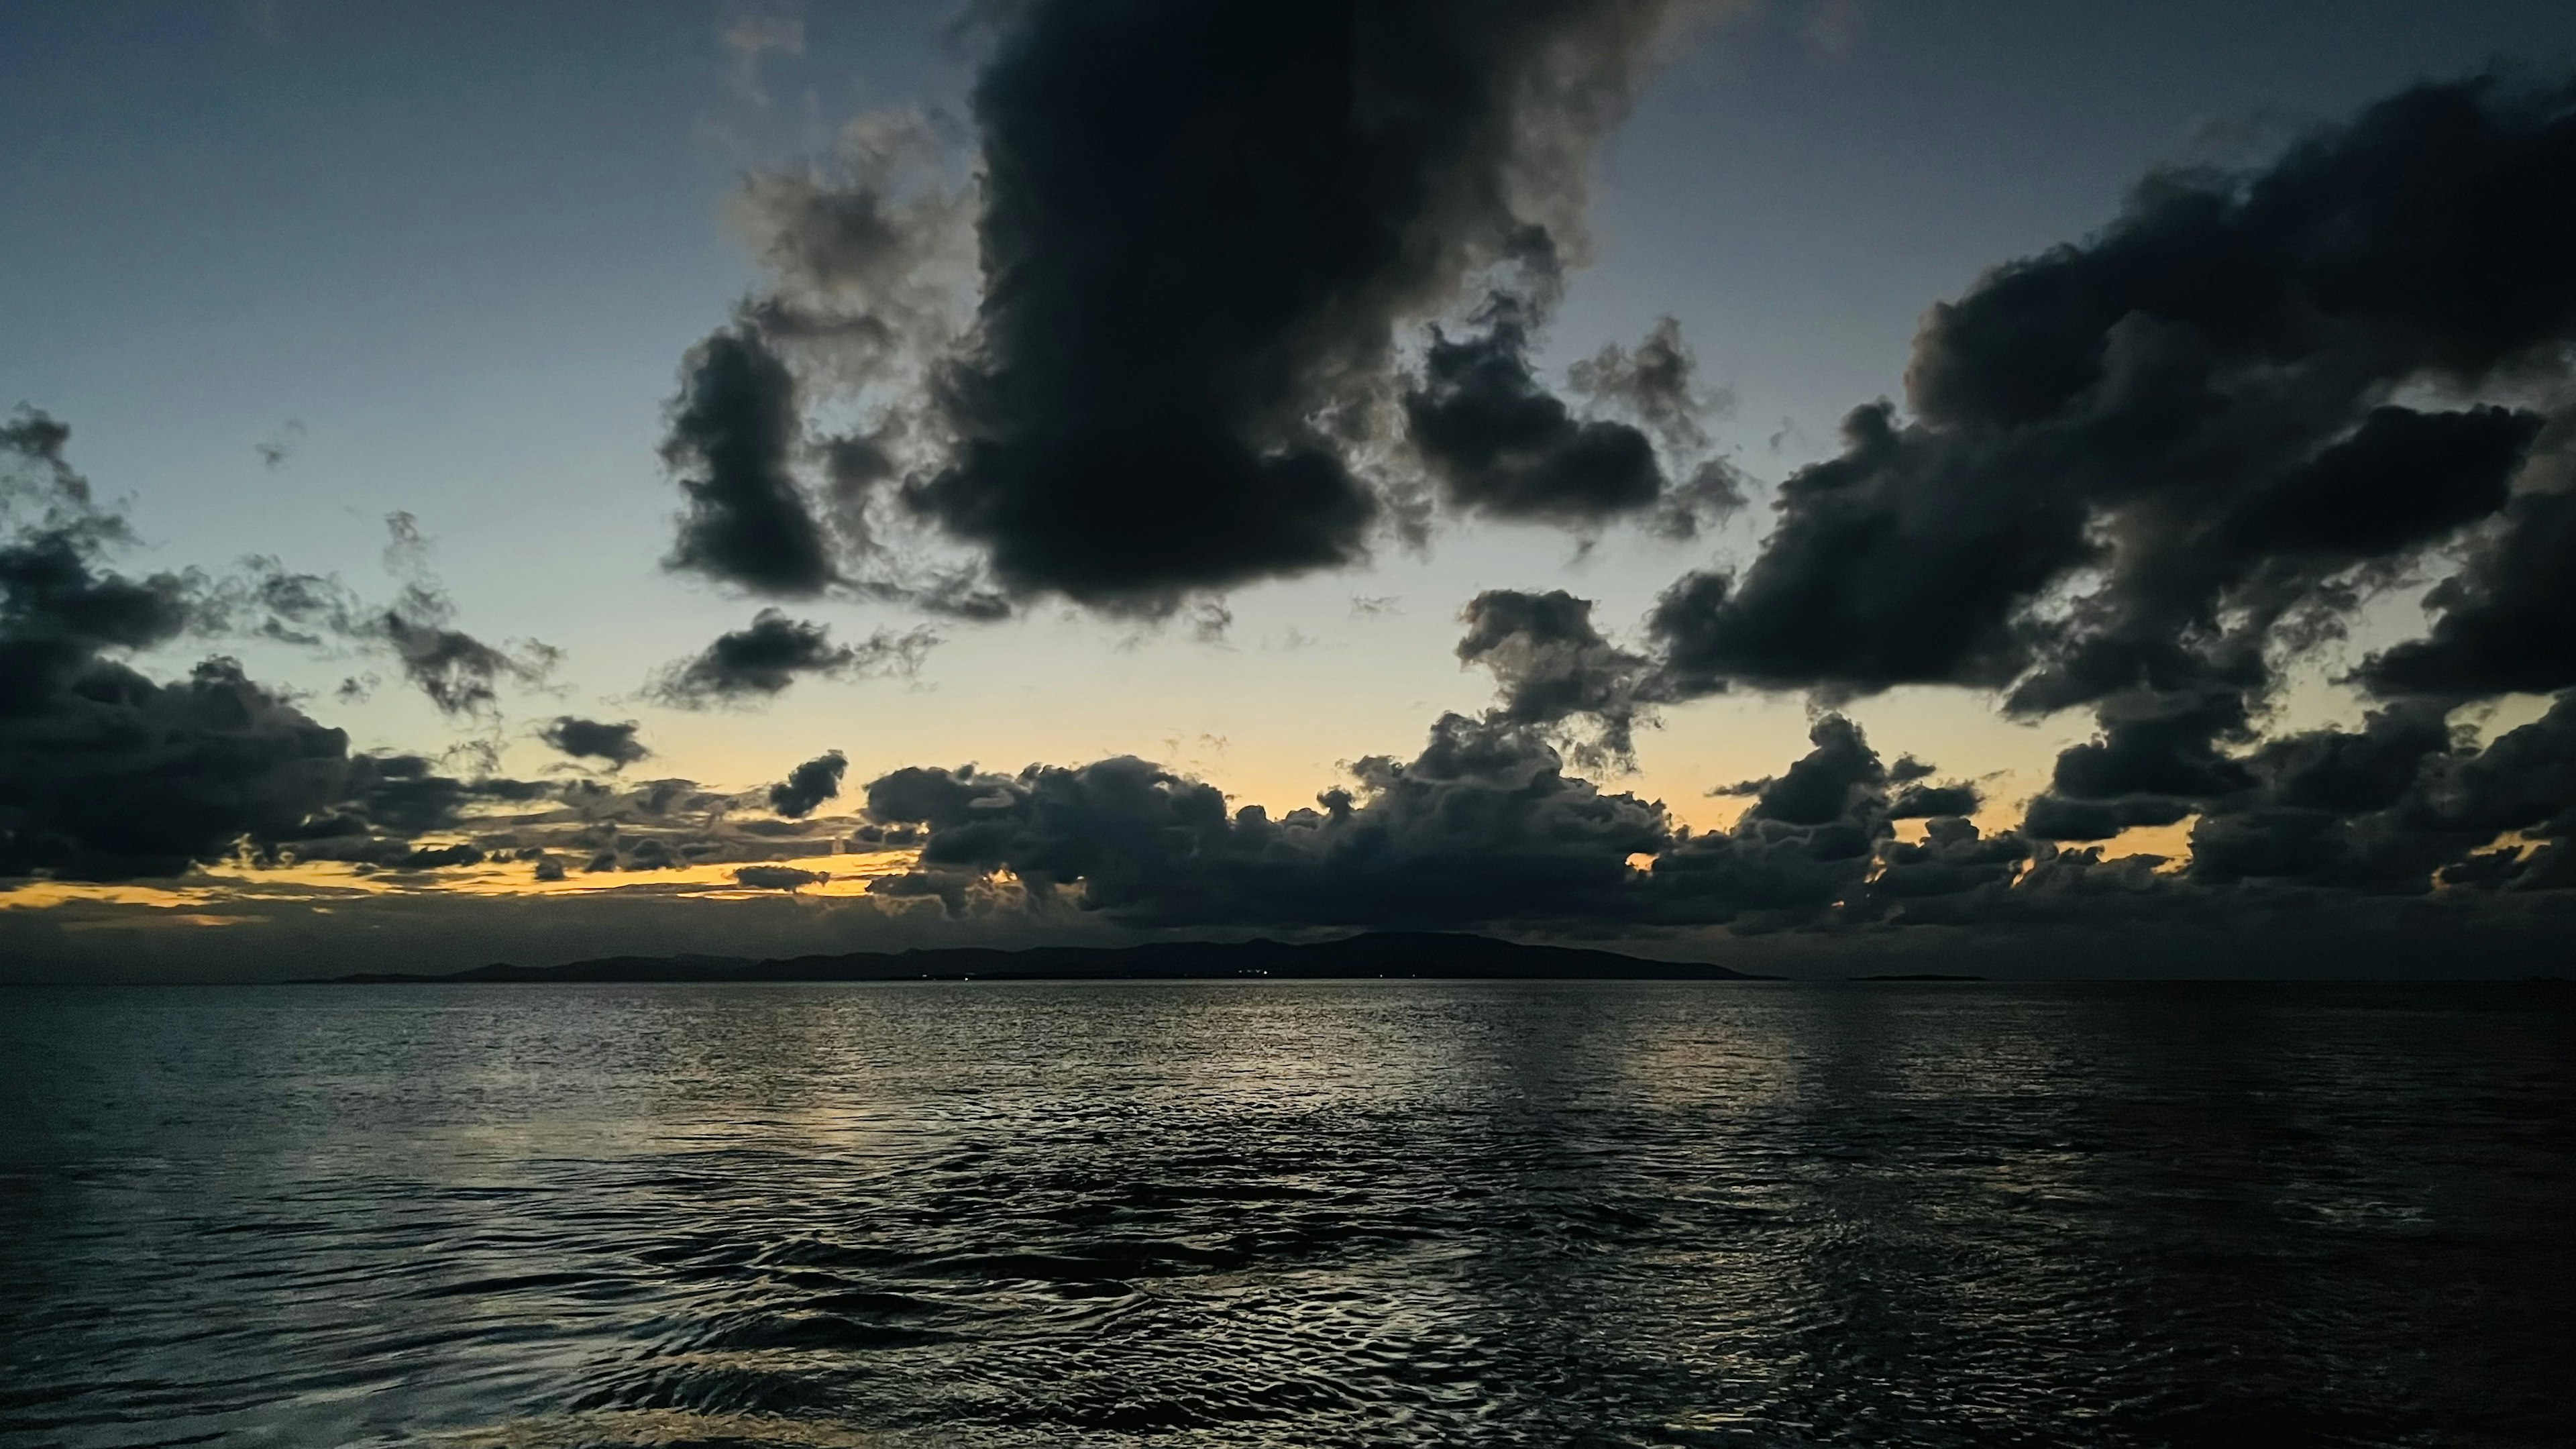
[254,420,305,470]
[718,0,804,108]
[539,717,649,770]
[647,608,935,708]
[768,750,847,818]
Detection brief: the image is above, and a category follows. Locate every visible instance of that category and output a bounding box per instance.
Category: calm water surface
[1,980,2569,1447]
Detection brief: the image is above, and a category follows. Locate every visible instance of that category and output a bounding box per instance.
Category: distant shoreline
[307,931,1776,985]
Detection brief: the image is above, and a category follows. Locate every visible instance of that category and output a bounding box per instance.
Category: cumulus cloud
[667,0,1721,619]
[2357,477,2576,698]
[855,704,2035,936]
[862,713,1669,928]
[847,547,2576,943]
[845,592,2022,935]
[26,55,2576,971]
[0,413,551,883]
[1405,288,1666,524]
[0,654,352,882]
[847,676,2576,943]
[904,0,1693,608]
[1644,75,2576,718]
[1589,72,2576,896]
[1453,588,1657,767]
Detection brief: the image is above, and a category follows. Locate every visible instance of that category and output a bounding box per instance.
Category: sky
[5,0,2576,980]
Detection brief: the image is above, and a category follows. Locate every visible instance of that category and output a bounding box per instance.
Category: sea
[2,979,2569,1448]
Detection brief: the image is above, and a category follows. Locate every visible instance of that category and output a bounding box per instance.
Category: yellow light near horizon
[0,845,929,912]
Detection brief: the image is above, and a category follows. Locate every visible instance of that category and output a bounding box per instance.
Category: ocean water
[1,980,2569,1448]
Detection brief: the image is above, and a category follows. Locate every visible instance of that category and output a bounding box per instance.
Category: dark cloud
[656,314,1016,622]
[392,842,484,871]
[0,533,203,669]
[1652,717,2028,933]
[1454,588,1654,765]
[2358,480,2576,698]
[324,751,543,838]
[700,0,1690,606]
[0,413,352,881]
[733,864,828,891]
[540,716,649,769]
[232,564,362,649]
[2021,791,2192,845]
[2167,697,2567,894]
[1645,74,2576,709]
[2253,700,2457,817]
[863,712,1670,928]
[1889,782,1982,820]
[1,409,76,478]
[421,771,861,881]
[2020,688,2257,841]
[849,679,2576,940]
[662,325,837,597]
[768,750,848,818]
[1405,294,1666,524]
[735,109,976,379]
[665,117,1034,624]
[750,178,926,306]
[1646,400,2070,698]
[0,655,352,883]
[2003,682,2576,904]
[859,707,2035,934]
[2225,405,2540,561]
[0,417,208,666]
[647,608,935,707]
[1739,714,1882,826]
[0,415,603,887]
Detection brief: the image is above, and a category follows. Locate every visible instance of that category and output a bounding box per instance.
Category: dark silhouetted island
[319,932,1770,984]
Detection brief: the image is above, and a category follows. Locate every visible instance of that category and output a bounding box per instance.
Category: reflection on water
[1,981,2569,1446]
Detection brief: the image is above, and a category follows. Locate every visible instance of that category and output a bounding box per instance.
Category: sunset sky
[7,0,2576,979]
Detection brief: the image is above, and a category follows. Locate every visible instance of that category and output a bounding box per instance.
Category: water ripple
[3,980,2571,1446]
